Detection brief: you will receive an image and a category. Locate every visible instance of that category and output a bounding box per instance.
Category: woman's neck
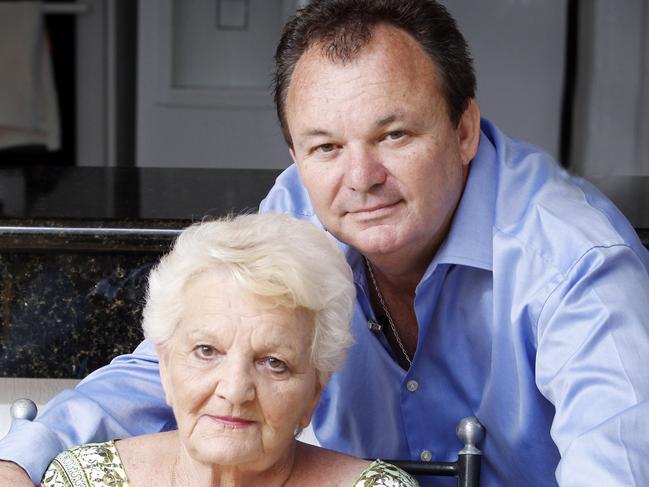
[172,442,297,487]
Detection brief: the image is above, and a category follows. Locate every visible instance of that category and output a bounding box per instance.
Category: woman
[40,214,417,486]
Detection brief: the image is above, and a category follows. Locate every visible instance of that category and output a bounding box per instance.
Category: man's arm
[0,340,173,484]
[535,244,649,485]
[0,461,33,487]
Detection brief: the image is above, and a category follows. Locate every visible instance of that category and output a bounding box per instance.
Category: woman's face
[158,272,322,470]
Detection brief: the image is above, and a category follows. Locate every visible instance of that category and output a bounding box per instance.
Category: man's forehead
[286,31,443,117]
[289,24,439,92]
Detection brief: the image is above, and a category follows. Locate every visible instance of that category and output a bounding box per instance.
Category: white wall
[0,378,79,439]
[136,0,297,169]
[447,0,567,160]
[571,0,649,177]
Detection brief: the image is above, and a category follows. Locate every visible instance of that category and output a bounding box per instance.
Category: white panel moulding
[156,0,298,109]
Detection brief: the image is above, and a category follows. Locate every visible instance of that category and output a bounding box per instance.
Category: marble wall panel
[0,251,159,378]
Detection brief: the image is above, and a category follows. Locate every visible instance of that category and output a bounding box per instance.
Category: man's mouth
[348,200,401,217]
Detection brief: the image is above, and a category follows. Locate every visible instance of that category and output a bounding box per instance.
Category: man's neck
[364,243,436,294]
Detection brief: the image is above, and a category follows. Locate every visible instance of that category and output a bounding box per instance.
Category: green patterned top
[40,441,129,487]
[354,459,419,486]
[40,441,419,486]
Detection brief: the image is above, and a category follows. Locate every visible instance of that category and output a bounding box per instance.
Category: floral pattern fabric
[40,441,130,487]
[40,442,417,486]
[354,459,419,486]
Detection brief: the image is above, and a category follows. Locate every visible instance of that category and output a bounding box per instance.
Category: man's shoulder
[259,164,315,217]
[490,135,644,275]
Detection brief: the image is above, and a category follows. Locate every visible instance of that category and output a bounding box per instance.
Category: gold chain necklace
[364,257,413,368]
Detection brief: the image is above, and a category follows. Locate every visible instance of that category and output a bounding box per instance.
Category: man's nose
[215,356,255,405]
[343,145,387,192]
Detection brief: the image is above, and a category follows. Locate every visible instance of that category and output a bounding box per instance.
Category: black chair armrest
[386,417,485,487]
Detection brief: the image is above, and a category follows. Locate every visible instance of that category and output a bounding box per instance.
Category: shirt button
[406,380,419,392]
[420,450,433,462]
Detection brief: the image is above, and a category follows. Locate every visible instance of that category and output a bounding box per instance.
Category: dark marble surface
[0,165,281,221]
[0,252,154,378]
[0,166,282,378]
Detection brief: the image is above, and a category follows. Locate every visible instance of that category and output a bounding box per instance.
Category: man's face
[285,24,479,268]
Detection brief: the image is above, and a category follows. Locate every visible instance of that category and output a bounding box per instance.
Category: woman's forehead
[178,275,315,345]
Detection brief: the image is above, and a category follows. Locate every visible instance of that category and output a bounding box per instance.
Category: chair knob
[10,399,38,421]
[456,416,485,455]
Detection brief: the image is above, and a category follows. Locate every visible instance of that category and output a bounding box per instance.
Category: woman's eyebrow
[185,328,221,341]
[256,338,299,354]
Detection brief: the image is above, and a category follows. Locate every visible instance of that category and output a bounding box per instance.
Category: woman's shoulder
[40,440,129,487]
[353,459,419,486]
[293,443,417,486]
[114,431,177,485]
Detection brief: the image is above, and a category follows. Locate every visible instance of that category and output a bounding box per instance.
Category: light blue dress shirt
[2,119,648,486]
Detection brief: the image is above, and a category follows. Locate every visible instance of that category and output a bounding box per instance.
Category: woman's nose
[343,146,387,192]
[214,357,255,405]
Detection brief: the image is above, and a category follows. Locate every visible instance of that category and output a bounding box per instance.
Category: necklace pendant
[368,320,383,332]
[364,256,413,368]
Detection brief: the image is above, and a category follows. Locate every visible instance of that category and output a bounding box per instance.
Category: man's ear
[457,98,481,166]
[289,147,298,166]
[157,344,174,408]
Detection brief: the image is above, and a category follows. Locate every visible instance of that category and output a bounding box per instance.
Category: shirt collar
[432,122,496,272]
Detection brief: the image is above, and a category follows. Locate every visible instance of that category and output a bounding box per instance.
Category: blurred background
[0,0,645,172]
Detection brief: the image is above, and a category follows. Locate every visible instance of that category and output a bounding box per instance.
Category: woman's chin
[189,441,262,467]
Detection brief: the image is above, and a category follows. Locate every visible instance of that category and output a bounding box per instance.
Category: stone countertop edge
[0,219,189,252]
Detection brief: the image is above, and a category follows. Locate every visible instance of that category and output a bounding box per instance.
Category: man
[2,1,648,485]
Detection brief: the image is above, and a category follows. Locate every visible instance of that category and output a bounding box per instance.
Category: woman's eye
[261,356,288,373]
[194,345,217,359]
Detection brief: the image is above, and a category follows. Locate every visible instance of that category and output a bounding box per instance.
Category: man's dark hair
[273,0,477,147]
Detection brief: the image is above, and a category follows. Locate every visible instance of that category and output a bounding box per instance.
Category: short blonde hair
[142,213,355,381]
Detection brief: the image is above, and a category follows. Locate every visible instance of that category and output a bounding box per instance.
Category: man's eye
[194,345,217,359]
[261,356,288,373]
[385,130,406,141]
[315,143,336,154]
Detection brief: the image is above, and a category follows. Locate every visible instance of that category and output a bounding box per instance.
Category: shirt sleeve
[535,244,649,485]
[0,340,174,484]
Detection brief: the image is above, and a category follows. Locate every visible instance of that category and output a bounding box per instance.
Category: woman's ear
[156,344,174,408]
[300,376,326,428]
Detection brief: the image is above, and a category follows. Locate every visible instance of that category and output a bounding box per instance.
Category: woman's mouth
[207,415,256,429]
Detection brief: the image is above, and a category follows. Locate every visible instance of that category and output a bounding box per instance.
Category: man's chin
[346,225,402,257]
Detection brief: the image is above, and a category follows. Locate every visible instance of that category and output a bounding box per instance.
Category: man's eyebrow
[299,115,404,138]
[300,128,333,138]
[375,113,404,127]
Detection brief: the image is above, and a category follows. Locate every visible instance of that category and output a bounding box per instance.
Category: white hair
[142,213,355,382]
